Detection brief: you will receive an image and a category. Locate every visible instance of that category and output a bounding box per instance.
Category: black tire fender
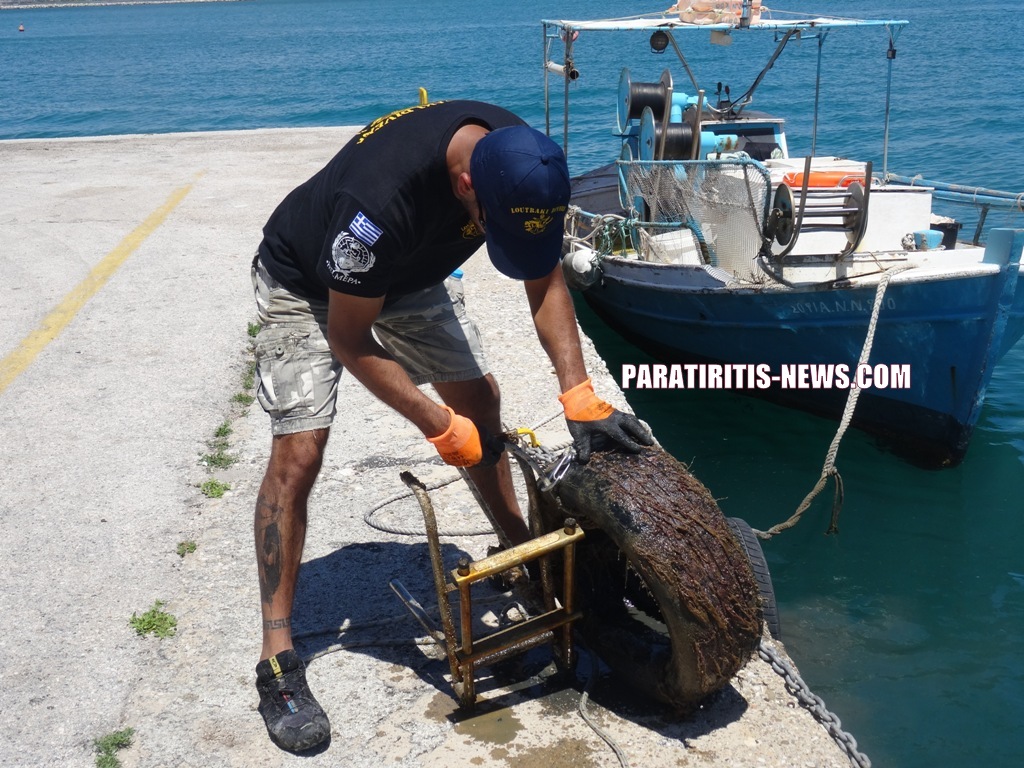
[726,517,781,639]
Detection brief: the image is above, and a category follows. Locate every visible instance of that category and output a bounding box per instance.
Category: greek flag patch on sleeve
[350,212,384,246]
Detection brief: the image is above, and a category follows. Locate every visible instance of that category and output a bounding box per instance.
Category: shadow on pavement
[291,541,749,744]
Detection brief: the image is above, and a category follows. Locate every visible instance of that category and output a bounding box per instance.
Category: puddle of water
[453,706,524,745]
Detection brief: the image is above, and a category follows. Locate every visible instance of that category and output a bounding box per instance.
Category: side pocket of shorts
[253,325,323,417]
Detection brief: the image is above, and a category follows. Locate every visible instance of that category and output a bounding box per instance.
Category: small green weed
[242,360,256,390]
[231,392,255,407]
[129,600,177,638]
[94,727,134,768]
[201,422,236,469]
[247,321,261,338]
[176,540,197,558]
[201,443,235,470]
[200,479,231,499]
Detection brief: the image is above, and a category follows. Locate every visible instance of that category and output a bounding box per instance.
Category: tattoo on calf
[256,494,284,605]
[263,617,292,631]
[256,493,283,522]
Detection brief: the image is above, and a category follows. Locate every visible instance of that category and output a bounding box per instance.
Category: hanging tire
[726,517,782,639]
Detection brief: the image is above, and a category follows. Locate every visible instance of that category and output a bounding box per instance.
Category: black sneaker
[255,649,331,752]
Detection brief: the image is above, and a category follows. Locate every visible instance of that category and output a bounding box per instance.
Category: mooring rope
[754,265,912,539]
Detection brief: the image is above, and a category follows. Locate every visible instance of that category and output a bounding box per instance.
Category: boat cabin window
[707,125,781,161]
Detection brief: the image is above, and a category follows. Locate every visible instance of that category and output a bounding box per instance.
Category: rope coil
[363,414,570,538]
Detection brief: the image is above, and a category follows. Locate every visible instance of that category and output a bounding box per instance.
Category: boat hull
[577,235,1024,467]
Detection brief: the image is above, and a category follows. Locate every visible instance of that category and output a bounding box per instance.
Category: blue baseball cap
[470,126,571,280]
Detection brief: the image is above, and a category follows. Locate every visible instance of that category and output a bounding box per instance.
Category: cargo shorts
[250,256,490,436]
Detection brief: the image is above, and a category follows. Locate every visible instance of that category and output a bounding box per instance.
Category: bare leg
[433,374,530,546]
[255,428,330,661]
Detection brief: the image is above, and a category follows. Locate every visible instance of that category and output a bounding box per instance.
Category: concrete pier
[0,129,854,767]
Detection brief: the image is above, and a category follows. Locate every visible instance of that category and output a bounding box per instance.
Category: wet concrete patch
[506,738,601,768]
[454,705,524,745]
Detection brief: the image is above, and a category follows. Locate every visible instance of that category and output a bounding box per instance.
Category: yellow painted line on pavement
[0,175,202,396]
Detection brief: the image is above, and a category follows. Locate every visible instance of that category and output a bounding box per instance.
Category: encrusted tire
[540,447,764,709]
[726,517,781,639]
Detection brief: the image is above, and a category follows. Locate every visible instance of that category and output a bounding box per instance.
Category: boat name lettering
[790,298,896,315]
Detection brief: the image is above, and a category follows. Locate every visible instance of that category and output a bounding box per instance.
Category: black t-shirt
[257,100,525,301]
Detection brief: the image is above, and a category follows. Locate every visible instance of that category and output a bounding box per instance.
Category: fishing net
[618,159,772,281]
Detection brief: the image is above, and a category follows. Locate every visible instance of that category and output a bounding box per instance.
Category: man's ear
[455,171,474,199]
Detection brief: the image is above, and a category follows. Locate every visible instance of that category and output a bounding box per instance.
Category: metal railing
[886,173,1024,246]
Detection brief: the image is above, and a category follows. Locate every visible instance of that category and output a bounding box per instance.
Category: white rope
[564,206,629,253]
[755,265,912,539]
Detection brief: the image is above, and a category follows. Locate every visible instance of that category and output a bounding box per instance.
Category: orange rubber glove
[427,406,503,468]
[559,378,654,463]
[559,377,616,422]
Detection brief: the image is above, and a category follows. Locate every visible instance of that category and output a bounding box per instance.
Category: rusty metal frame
[393,469,584,708]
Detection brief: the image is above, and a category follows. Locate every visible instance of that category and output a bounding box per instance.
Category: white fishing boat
[544,2,1024,467]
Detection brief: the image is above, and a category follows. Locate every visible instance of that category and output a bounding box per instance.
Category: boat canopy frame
[542,9,908,174]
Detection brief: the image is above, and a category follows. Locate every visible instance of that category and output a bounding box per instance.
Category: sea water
[2,1,1022,766]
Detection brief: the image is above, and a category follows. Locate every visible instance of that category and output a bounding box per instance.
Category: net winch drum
[638,106,698,162]
[769,182,796,247]
[617,68,675,135]
[767,158,873,259]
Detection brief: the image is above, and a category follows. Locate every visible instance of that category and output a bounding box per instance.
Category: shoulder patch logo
[350,212,383,246]
[328,231,376,284]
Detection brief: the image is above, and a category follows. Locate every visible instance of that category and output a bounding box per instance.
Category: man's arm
[522,265,589,393]
[524,266,654,461]
[326,290,498,467]
[326,290,449,437]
